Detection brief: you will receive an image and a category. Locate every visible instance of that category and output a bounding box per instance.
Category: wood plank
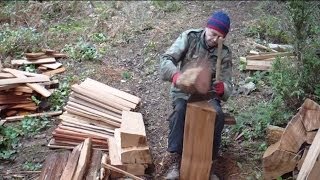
[102,163,144,180]
[297,129,320,180]
[180,100,216,180]
[40,62,62,70]
[11,58,56,65]
[81,78,141,105]
[13,86,33,93]
[42,67,66,77]
[54,127,108,141]
[80,82,137,109]
[72,92,122,115]
[59,124,112,139]
[8,102,37,111]
[120,111,147,148]
[47,139,107,151]
[306,131,317,144]
[3,111,62,122]
[246,52,293,60]
[53,131,108,145]
[39,151,70,180]
[263,141,300,179]
[254,42,278,52]
[65,105,120,127]
[246,59,272,67]
[69,96,121,119]
[0,73,15,78]
[73,138,92,180]
[245,65,270,71]
[60,121,114,136]
[0,84,21,91]
[71,84,128,112]
[0,76,50,86]
[60,143,83,180]
[85,150,103,180]
[67,101,121,123]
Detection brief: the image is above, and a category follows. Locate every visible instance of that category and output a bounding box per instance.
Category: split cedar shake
[42,67,66,77]
[41,62,62,70]
[246,52,292,60]
[120,111,147,148]
[11,57,56,65]
[0,76,50,86]
[60,143,83,180]
[85,149,103,180]
[266,125,285,145]
[180,101,216,180]
[72,138,92,180]
[81,78,141,105]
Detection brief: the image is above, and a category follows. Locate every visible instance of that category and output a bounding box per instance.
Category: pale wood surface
[102,163,144,180]
[72,138,92,180]
[11,57,56,65]
[60,143,83,180]
[0,76,49,86]
[41,62,62,69]
[266,125,285,145]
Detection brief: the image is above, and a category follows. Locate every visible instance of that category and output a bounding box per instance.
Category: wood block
[108,137,147,178]
[303,109,320,131]
[120,111,147,148]
[306,131,317,144]
[266,125,285,145]
[263,141,300,179]
[180,101,216,180]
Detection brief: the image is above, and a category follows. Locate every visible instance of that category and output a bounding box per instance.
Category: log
[180,100,216,180]
[297,129,320,180]
[120,111,147,148]
[266,125,285,145]
[81,78,141,104]
[73,138,92,180]
[60,143,83,180]
[11,58,56,65]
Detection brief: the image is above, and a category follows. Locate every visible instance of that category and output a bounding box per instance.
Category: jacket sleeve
[220,49,233,101]
[160,31,189,82]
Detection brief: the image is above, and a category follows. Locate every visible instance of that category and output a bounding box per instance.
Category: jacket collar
[201,30,228,57]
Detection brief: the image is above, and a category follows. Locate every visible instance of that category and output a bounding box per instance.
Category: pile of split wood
[263,99,320,180]
[11,49,67,77]
[0,67,61,123]
[241,42,296,71]
[48,78,141,150]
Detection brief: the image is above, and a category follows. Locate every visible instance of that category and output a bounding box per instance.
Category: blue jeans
[167,98,225,159]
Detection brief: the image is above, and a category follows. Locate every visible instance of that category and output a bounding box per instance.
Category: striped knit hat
[207,11,230,37]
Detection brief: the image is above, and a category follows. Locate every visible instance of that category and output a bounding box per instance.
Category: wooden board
[245,65,270,71]
[73,138,92,180]
[246,59,272,67]
[0,76,50,86]
[246,52,293,60]
[85,149,103,180]
[42,67,66,77]
[81,78,141,104]
[120,111,147,148]
[263,141,300,179]
[180,101,216,180]
[59,124,112,140]
[60,143,83,180]
[11,58,56,65]
[40,62,62,69]
[297,129,320,180]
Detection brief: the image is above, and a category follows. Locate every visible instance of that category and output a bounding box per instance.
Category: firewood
[58,124,112,140]
[120,111,147,148]
[180,100,216,180]
[11,58,56,65]
[41,62,62,70]
[42,67,66,77]
[38,151,70,180]
[73,138,92,180]
[85,150,103,180]
[8,102,37,111]
[0,73,15,78]
[306,131,317,144]
[253,42,278,52]
[25,52,46,59]
[102,163,144,180]
[52,131,108,146]
[246,52,293,60]
[266,125,285,145]
[52,53,68,58]
[60,121,113,136]
[3,110,62,122]
[0,76,50,86]
[263,141,300,179]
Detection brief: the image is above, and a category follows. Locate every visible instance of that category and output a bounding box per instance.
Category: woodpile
[263,98,320,180]
[48,78,141,150]
[240,42,296,71]
[11,49,67,77]
[0,67,61,123]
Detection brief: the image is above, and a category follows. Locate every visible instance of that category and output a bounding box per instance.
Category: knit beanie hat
[207,11,230,37]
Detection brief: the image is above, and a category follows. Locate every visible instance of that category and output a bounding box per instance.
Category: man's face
[205,28,225,48]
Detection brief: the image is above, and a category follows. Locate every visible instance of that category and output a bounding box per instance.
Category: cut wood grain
[245,65,270,71]
[306,131,317,144]
[39,151,70,180]
[297,129,320,180]
[303,109,320,131]
[8,103,37,111]
[60,143,83,180]
[0,76,50,86]
[73,138,92,180]
[59,124,112,139]
[85,150,102,180]
[120,111,147,148]
[41,62,62,70]
[266,125,285,145]
[60,121,113,136]
[11,58,56,65]
[263,141,300,180]
[246,52,293,60]
[81,78,141,105]
[180,100,216,180]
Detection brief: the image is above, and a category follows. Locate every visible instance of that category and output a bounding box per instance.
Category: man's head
[205,11,230,48]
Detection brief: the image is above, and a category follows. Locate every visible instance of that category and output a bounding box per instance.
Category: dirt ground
[0,1,273,179]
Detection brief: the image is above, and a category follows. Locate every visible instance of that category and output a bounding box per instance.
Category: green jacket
[160,28,233,101]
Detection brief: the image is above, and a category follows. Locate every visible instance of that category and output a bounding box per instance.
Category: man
[159,11,233,179]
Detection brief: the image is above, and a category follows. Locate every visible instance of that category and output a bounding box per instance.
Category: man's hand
[172,72,181,86]
[212,81,224,97]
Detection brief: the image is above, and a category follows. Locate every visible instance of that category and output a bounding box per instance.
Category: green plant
[48,78,71,111]
[21,116,50,136]
[21,64,36,73]
[31,96,41,106]
[22,162,42,171]
[62,38,101,61]
[122,71,132,80]
[0,25,42,57]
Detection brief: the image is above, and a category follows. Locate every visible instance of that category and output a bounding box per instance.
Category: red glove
[213,81,224,97]
[172,72,181,86]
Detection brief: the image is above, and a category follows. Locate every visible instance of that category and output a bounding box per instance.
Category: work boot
[157,152,181,179]
[210,173,220,180]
